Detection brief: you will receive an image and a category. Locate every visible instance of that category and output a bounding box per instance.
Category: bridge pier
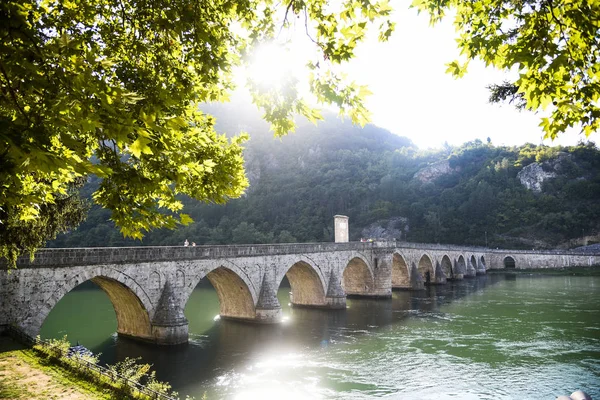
[465,259,477,278]
[255,305,282,323]
[255,273,283,323]
[325,270,347,309]
[149,282,189,345]
[476,259,487,275]
[452,260,464,280]
[3,242,599,348]
[433,261,447,284]
[410,262,425,290]
[370,252,393,298]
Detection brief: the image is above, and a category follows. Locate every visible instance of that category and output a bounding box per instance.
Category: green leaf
[129,137,154,158]
[445,60,469,78]
[180,214,193,226]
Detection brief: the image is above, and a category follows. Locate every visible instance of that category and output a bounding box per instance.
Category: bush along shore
[1,328,190,400]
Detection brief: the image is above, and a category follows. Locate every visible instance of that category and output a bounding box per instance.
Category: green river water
[40,273,600,399]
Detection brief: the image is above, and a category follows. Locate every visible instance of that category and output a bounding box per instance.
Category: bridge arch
[440,255,453,280]
[392,252,410,289]
[342,256,375,296]
[417,254,434,284]
[186,262,257,321]
[469,255,478,274]
[37,267,154,341]
[479,255,487,271]
[282,259,327,307]
[456,255,467,276]
[504,256,516,269]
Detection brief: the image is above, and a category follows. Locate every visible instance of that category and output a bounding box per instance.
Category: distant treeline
[49,106,600,250]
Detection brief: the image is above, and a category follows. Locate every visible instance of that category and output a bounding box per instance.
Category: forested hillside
[49,104,600,250]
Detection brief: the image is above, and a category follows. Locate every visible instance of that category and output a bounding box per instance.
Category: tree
[277,230,297,243]
[0,179,88,264]
[0,0,394,264]
[413,0,600,139]
[232,221,264,244]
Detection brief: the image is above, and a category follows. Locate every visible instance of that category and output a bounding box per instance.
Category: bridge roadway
[1,241,599,345]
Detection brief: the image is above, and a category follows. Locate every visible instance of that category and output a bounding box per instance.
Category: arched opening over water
[343,257,374,296]
[40,277,151,344]
[456,255,466,275]
[392,253,410,289]
[470,255,477,272]
[417,255,434,285]
[283,261,327,307]
[504,256,516,269]
[201,267,256,321]
[440,255,453,280]
[184,276,222,334]
[184,265,256,335]
[480,256,487,270]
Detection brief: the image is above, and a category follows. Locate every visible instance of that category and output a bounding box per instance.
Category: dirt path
[0,339,105,399]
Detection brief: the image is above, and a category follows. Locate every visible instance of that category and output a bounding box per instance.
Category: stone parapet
[4,241,599,270]
[1,240,599,346]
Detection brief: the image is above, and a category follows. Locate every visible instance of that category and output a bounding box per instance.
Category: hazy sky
[241,6,599,149]
[346,7,599,149]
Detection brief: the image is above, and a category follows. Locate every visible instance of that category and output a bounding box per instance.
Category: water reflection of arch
[440,255,453,280]
[391,252,411,289]
[185,260,258,321]
[342,254,375,296]
[407,285,438,312]
[37,266,154,341]
[418,254,435,284]
[278,257,328,307]
[345,296,394,327]
[169,306,345,384]
[111,319,291,388]
[100,274,507,390]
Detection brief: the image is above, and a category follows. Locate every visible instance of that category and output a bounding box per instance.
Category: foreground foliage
[0,0,395,264]
[3,0,597,263]
[0,179,88,265]
[0,344,108,399]
[33,335,180,399]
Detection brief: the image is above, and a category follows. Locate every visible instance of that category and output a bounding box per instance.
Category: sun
[246,43,296,89]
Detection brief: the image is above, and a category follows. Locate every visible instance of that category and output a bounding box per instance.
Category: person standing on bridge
[184,239,189,247]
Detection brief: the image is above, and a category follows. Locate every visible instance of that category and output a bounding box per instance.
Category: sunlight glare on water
[40,273,600,399]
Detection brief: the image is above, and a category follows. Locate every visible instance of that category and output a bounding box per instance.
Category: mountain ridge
[49,104,600,250]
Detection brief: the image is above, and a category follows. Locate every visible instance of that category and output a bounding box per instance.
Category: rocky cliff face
[517,162,557,192]
[360,217,409,240]
[517,153,576,193]
[414,160,454,183]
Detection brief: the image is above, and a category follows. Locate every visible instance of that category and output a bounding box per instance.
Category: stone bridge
[1,241,599,345]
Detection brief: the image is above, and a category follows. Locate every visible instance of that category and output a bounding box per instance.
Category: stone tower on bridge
[334,215,349,243]
[1,217,599,345]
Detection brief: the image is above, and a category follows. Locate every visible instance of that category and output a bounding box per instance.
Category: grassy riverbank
[0,335,181,399]
[0,337,109,399]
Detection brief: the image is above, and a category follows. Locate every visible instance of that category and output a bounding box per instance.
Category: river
[40,272,600,399]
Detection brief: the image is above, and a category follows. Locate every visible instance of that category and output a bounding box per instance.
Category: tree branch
[278,0,294,38]
[0,63,32,126]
